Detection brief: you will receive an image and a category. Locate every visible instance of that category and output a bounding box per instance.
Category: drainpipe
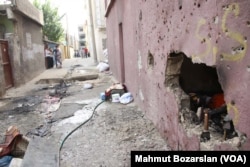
[88,0,98,64]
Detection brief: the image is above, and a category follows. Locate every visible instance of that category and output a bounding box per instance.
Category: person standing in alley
[45,44,53,69]
[80,47,84,58]
[85,47,89,58]
[54,44,62,68]
[84,47,89,58]
[52,46,57,68]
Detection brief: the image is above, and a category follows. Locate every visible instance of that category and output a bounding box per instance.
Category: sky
[51,0,87,35]
[29,0,88,36]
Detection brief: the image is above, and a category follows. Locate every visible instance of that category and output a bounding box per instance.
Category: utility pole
[59,13,70,58]
[88,0,98,64]
[66,13,70,58]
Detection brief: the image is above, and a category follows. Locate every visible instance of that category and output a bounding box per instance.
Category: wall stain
[221,3,247,61]
[227,103,239,126]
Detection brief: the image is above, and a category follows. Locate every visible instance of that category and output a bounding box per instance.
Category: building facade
[0,0,44,96]
[105,0,250,150]
[83,0,107,62]
[78,25,86,50]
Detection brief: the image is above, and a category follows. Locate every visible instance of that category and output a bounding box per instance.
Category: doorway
[119,23,125,83]
[0,40,14,89]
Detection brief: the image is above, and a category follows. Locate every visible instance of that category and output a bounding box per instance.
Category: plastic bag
[119,92,133,104]
[83,83,93,89]
[97,62,109,72]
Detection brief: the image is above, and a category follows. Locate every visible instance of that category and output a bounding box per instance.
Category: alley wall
[105,0,250,150]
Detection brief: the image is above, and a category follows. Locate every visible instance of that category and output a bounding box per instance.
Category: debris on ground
[0,59,169,166]
[83,83,93,89]
[96,62,109,72]
[102,83,134,104]
[0,126,29,167]
[119,92,134,104]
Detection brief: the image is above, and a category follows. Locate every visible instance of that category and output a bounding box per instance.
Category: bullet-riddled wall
[105,0,250,150]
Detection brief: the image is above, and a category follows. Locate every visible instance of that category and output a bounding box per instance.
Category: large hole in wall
[165,52,246,150]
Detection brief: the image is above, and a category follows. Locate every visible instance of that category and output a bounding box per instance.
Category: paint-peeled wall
[20,17,45,84]
[5,13,44,86]
[106,0,250,150]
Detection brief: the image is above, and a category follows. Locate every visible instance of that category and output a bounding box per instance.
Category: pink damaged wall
[106,0,250,150]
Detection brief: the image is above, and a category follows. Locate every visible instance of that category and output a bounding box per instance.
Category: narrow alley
[0,58,169,167]
[1,0,250,166]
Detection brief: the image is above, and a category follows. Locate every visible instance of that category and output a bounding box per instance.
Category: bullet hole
[208,33,211,39]
[220,55,224,61]
[232,46,245,53]
[244,36,247,42]
[247,65,250,72]
[216,40,218,43]
[213,16,219,24]
[197,3,200,8]
[239,46,244,51]
[231,100,235,105]
[190,13,193,16]
[179,5,182,10]
[139,10,142,21]
[222,5,229,10]
[201,38,206,44]
[247,21,250,27]
[194,2,196,6]
[148,51,154,68]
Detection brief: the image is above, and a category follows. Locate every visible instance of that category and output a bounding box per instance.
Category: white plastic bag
[119,92,133,104]
[97,62,109,72]
[83,83,93,89]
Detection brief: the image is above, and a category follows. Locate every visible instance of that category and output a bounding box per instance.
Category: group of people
[45,44,62,69]
[80,47,89,58]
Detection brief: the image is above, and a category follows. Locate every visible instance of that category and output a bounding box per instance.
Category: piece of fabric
[208,93,225,109]
[0,156,12,167]
[0,126,22,157]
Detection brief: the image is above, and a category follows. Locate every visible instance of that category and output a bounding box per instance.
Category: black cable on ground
[58,100,105,166]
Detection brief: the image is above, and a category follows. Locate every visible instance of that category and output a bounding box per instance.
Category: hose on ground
[58,100,105,166]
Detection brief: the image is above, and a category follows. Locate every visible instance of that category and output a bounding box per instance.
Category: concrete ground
[0,58,169,167]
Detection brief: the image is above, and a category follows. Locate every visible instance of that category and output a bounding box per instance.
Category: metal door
[0,40,13,89]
